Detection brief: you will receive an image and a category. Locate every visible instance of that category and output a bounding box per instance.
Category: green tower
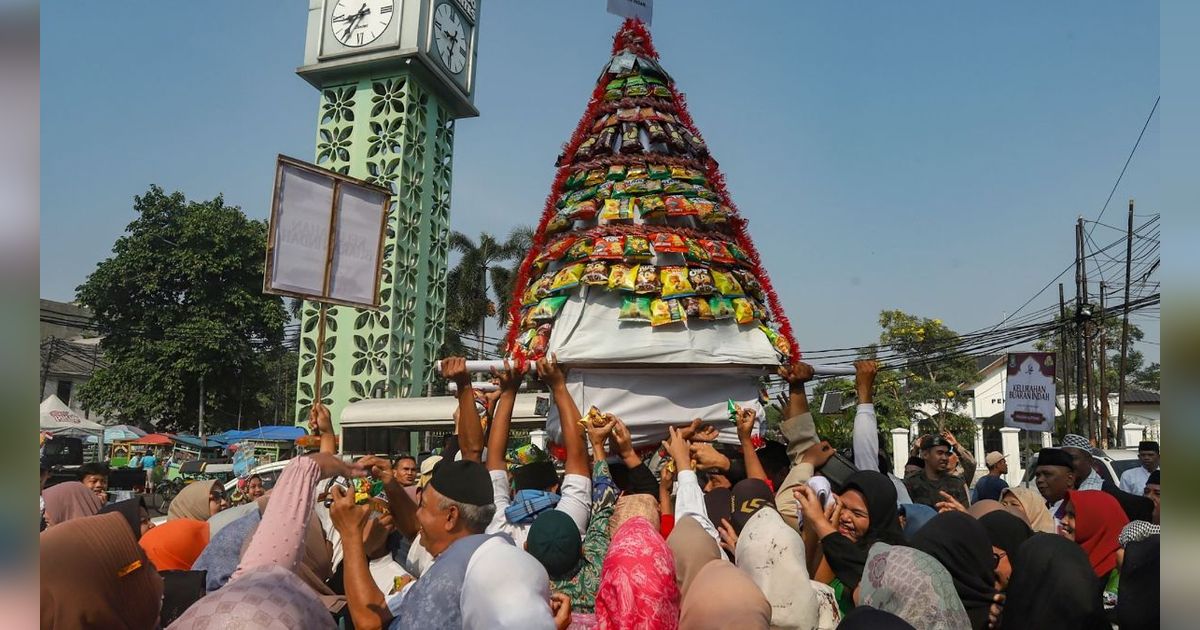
[294,0,480,427]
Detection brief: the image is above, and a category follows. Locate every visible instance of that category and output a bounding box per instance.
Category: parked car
[222,459,291,496]
[1020,447,1142,488]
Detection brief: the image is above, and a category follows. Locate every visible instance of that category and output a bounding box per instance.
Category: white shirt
[1078,469,1105,491]
[485,470,591,549]
[1119,466,1156,495]
[850,403,914,506]
[673,469,719,541]
[386,535,555,630]
[1049,498,1065,529]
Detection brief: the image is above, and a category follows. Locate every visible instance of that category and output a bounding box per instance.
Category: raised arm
[664,426,719,541]
[735,405,768,482]
[308,403,338,456]
[781,362,814,420]
[331,484,392,630]
[612,420,659,496]
[585,413,616,468]
[485,361,525,472]
[538,354,589,477]
[443,356,484,461]
[851,360,880,472]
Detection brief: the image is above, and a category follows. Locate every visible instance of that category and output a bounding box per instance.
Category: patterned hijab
[860,542,971,630]
[609,493,661,538]
[42,481,103,527]
[167,480,220,521]
[595,516,680,630]
[734,508,818,630]
[1000,487,1056,534]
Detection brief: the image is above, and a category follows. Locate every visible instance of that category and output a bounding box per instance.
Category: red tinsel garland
[667,85,801,362]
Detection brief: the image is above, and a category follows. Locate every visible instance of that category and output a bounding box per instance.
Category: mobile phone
[818,451,859,494]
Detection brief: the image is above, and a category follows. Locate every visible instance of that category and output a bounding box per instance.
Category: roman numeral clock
[294,0,480,428]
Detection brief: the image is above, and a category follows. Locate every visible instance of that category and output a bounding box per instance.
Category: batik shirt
[549,459,618,613]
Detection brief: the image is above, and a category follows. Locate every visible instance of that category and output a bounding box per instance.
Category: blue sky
[41,0,1159,360]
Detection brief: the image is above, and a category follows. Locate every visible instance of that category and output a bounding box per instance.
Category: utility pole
[1117,201,1135,448]
[1098,282,1109,447]
[1074,217,1088,441]
[199,376,206,438]
[1058,283,1072,432]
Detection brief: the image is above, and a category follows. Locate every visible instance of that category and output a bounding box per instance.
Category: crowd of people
[39,356,1161,629]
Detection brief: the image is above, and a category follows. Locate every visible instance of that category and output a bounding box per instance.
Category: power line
[1087,95,1158,236]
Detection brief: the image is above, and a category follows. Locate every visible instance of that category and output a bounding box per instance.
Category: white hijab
[735,508,820,630]
[461,536,555,630]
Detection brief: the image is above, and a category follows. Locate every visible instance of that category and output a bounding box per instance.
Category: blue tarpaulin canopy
[211,426,307,443]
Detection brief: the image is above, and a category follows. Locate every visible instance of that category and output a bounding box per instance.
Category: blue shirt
[141,454,156,470]
[972,474,1009,502]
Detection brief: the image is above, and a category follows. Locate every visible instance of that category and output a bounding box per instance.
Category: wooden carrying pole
[1098,282,1109,447]
[1117,200,1135,447]
[313,180,342,399]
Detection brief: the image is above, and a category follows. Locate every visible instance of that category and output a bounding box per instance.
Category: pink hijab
[42,481,103,527]
[595,516,680,630]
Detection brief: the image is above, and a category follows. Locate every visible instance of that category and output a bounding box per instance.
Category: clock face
[433,3,469,74]
[330,0,395,48]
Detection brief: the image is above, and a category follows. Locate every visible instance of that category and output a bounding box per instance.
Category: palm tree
[445,227,533,358]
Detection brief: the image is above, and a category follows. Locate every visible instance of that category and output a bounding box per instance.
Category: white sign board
[264,156,390,309]
[607,0,653,25]
[1004,352,1057,432]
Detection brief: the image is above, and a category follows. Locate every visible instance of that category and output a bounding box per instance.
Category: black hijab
[909,511,997,630]
[1115,535,1159,630]
[1001,534,1108,630]
[97,497,146,541]
[838,605,917,629]
[820,470,906,590]
[979,510,1032,570]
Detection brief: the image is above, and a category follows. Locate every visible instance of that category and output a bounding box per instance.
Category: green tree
[875,310,978,439]
[76,186,288,432]
[443,227,533,358]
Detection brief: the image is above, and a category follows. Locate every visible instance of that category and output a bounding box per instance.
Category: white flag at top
[607,0,653,25]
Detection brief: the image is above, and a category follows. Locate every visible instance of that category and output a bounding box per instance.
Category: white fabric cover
[545,367,766,447]
[546,286,779,365]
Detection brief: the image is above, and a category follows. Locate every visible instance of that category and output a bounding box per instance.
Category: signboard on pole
[263,155,390,310]
[1004,352,1057,432]
[607,0,653,25]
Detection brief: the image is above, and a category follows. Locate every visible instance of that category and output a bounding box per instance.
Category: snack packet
[684,239,712,264]
[618,295,653,322]
[703,240,735,264]
[616,107,639,122]
[634,265,660,294]
[606,164,627,181]
[623,235,653,261]
[550,263,585,292]
[709,296,735,320]
[564,237,594,262]
[652,232,687,254]
[593,235,625,259]
[531,296,569,322]
[584,168,607,187]
[732,298,755,324]
[648,163,670,180]
[609,264,636,291]
[619,122,643,154]
[660,266,695,299]
[625,163,648,180]
[688,267,715,295]
[711,270,745,297]
[533,273,556,299]
[542,236,578,262]
[581,261,609,285]
[568,200,598,222]
[600,198,634,222]
[664,195,697,217]
[638,196,666,221]
[545,213,571,234]
[649,298,680,326]
[594,127,617,155]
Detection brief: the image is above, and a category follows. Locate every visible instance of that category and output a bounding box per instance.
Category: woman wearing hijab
[41,512,164,629]
[978,510,1032,590]
[1061,489,1128,603]
[594,516,680,630]
[858,543,971,630]
[679,559,771,630]
[908,512,997,630]
[166,479,229,521]
[734,507,819,630]
[1000,534,1107,629]
[965,499,1005,520]
[98,497,155,540]
[41,481,103,528]
[140,518,210,571]
[794,470,905,614]
[998,486,1055,533]
[667,515,722,597]
[899,503,936,539]
[170,452,365,629]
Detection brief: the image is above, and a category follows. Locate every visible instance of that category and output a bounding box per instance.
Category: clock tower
[293,0,481,427]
